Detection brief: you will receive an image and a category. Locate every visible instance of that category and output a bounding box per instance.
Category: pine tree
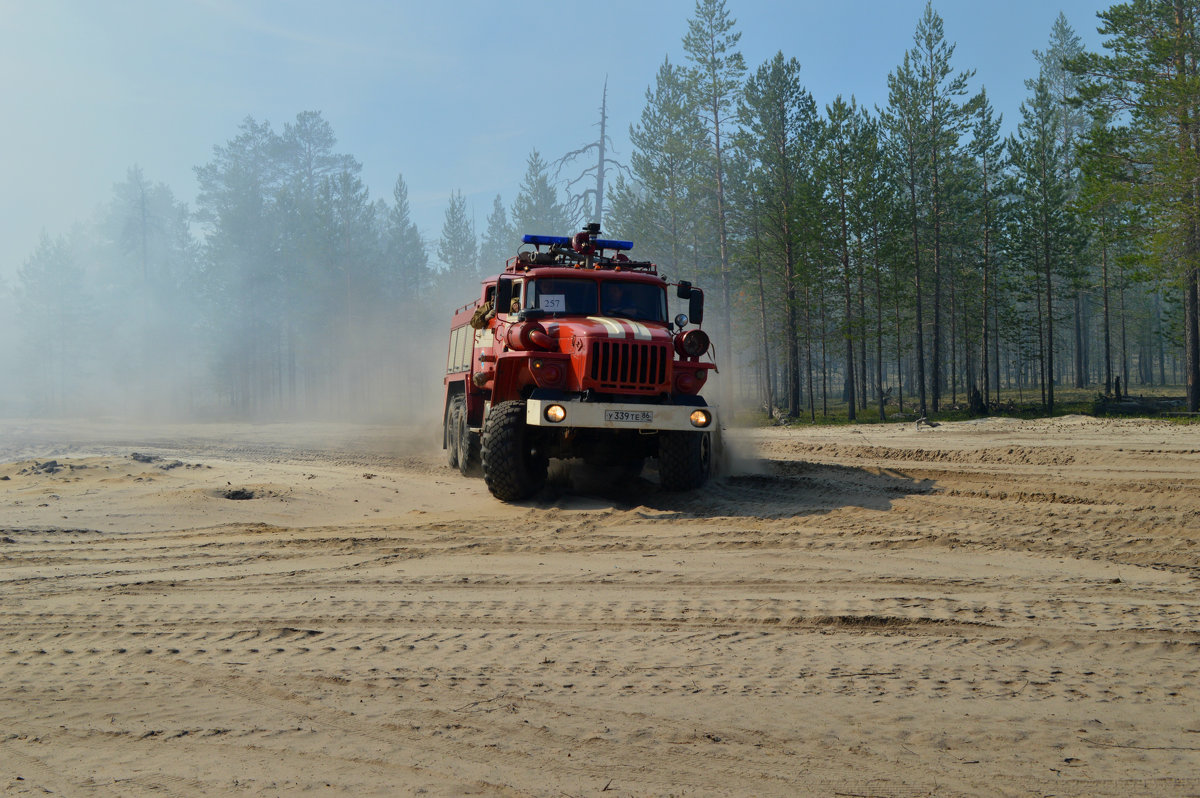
[101,167,198,410]
[913,2,977,412]
[438,190,477,287]
[1033,13,1090,388]
[968,89,1005,407]
[193,112,371,414]
[822,95,868,421]
[683,0,746,389]
[848,109,896,420]
[384,173,430,302]
[1072,0,1200,411]
[881,50,930,418]
[511,150,572,237]
[735,52,819,418]
[1012,77,1072,413]
[277,111,356,200]
[193,116,282,413]
[322,169,375,316]
[479,194,515,272]
[624,56,706,275]
[1076,109,1131,395]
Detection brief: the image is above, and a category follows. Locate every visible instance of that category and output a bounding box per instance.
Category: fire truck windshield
[600,281,666,321]
[531,278,665,322]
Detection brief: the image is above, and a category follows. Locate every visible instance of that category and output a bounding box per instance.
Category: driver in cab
[602,283,639,318]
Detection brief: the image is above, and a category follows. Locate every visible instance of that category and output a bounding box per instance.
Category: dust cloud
[0,291,445,423]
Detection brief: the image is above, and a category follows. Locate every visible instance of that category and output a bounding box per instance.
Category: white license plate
[606,410,653,423]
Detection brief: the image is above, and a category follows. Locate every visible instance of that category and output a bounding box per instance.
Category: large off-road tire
[446,398,462,469]
[657,430,711,491]
[456,400,481,477]
[481,400,547,501]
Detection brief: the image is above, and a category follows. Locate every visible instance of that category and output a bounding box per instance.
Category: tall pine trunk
[837,182,857,421]
[1101,233,1113,394]
[907,169,928,418]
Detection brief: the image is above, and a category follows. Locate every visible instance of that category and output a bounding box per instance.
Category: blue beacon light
[522,234,571,247]
[594,238,633,251]
[522,234,634,252]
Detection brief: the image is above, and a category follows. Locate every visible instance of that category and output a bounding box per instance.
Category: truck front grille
[588,341,669,392]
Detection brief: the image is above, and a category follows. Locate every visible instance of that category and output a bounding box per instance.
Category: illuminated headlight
[544,404,566,423]
[689,409,712,428]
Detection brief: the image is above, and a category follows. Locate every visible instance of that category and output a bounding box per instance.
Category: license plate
[606,410,653,423]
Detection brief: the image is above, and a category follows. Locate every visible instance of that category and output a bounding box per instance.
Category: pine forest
[8,0,1200,421]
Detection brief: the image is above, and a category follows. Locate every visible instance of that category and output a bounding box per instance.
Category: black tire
[457,400,481,477]
[446,397,462,469]
[481,400,547,501]
[657,430,711,491]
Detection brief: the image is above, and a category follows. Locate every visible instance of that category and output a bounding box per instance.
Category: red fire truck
[443,225,717,501]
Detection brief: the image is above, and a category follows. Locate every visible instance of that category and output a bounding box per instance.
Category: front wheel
[657,430,711,491]
[481,400,548,501]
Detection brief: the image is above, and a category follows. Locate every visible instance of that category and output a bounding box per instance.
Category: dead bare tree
[554,77,630,228]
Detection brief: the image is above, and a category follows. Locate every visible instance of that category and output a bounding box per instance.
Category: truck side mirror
[676,280,692,299]
[688,288,704,325]
[496,279,514,315]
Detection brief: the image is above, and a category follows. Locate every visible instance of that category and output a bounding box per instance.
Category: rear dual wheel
[446,395,480,476]
[446,402,460,468]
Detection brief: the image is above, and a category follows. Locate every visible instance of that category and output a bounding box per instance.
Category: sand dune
[2,416,1198,796]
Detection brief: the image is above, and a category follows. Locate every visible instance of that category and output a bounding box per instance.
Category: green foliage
[510,150,572,238]
[735,52,820,418]
[1070,0,1200,411]
[479,194,514,272]
[384,174,431,302]
[619,56,708,277]
[682,0,747,382]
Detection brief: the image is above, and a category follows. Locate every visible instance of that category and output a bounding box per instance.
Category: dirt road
[2,416,1198,796]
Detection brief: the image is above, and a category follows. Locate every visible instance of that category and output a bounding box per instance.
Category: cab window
[600,281,667,322]
[510,279,523,313]
[531,279,598,316]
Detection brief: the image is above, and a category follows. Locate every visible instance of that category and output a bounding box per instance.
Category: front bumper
[524,399,715,432]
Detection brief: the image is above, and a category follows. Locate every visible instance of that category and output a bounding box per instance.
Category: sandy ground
[1,415,1199,797]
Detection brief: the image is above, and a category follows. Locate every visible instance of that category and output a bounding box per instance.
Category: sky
[0,0,1114,284]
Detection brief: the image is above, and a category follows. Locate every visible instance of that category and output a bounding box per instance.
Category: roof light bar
[595,238,634,251]
[521,233,634,252]
[523,234,571,247]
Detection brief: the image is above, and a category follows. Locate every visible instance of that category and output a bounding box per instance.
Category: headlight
[674,329,710,358]
[544,404,566,423]
[689,409,712,428]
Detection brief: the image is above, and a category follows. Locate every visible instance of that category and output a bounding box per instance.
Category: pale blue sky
[1,0,1111,282]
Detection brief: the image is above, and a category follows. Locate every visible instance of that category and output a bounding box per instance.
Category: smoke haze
[0,1,1108,426]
